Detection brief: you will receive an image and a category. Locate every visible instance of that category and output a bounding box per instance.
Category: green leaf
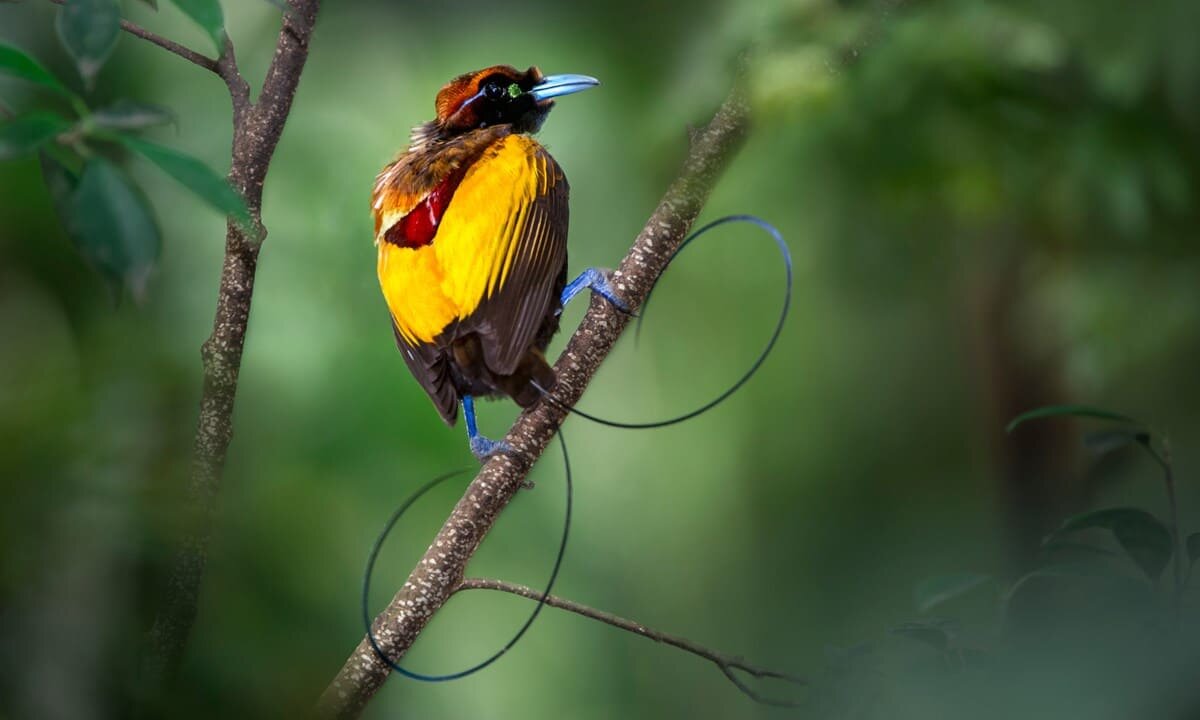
[1187,533,1200,568]
[68,157,161,298]
[56,0,122,88]
[890,619,957,651]
[91,100,177,131]
[0,43,79,99]
[165,0,226,53]
[1006,404,1140,433]
[39,152,79,196]
[1040,540,1117,560]
[39,151,80,233]
[913,573,992,613]
[136,0,160,8]
[117,135,249,224]
[1002,564,1155,635]
[1083,428,1151,455]
[1047,508,1172,581]
[1005,564,1114,608]
[0,112,72,160]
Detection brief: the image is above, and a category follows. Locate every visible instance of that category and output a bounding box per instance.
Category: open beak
[529,74,600,102]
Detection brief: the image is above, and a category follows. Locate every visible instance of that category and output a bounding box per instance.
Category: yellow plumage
[376,134,559,345]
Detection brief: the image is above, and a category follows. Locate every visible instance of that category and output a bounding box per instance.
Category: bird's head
[433,65,599,135]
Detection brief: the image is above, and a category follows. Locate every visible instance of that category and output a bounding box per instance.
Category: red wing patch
[384,163,471,249]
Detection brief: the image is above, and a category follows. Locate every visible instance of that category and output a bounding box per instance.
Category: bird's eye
[483,81,505,100]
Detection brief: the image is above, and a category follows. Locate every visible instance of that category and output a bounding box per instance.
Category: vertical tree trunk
[963,229,1078,563]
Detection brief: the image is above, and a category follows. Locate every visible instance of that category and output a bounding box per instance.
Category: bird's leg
[558,267,630,314]
[462,395,513,460]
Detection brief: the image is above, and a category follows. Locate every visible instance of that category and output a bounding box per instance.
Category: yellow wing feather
[377,134,558,345]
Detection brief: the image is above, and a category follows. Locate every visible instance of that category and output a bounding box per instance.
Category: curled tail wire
[534,214,792,429]
[362,432,573,681]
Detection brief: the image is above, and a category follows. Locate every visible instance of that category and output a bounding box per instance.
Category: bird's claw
[469,435,515,462]
[559,267,633,315]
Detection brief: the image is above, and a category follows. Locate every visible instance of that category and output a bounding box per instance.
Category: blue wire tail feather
[536,215,791,430]
[362,433,572,682]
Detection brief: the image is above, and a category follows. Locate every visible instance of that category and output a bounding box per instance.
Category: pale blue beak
[529,74,600,102]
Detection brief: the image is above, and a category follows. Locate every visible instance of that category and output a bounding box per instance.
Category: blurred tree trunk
[963,227,1078,564]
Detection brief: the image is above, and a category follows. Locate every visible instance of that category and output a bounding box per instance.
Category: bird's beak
[528,74,600,102]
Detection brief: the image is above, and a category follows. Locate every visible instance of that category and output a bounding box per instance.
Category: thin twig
[43,0,219,73]
[317,74,751,719]
[456,578,806,707]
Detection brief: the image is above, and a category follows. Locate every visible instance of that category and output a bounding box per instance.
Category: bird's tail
[502,348,556,408]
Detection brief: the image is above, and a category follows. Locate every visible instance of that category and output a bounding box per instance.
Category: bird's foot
[463,395,516,462]
[469,434,514,462]
[559,267,632,315]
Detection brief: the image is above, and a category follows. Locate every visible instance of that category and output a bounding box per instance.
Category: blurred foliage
[0,0,247,300]
[1,0,1199,719]
[826,410,1199,720]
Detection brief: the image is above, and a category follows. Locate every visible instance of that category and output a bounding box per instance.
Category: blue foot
[559,267,630,315]
[462,395,512,461]
[469,434,513,461]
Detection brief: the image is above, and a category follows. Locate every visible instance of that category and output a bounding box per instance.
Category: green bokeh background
[2,1,1199,718]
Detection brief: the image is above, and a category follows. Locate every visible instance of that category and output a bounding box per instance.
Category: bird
[372,65,624,459]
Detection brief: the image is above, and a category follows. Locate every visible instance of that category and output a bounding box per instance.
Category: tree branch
[456,578,806,706]
[142,0,321,685]
[215,34,251,124]
[43,0,219,73]
[318,76,750,718]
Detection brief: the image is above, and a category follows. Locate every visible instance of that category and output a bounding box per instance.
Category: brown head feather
[434,65,545,129]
